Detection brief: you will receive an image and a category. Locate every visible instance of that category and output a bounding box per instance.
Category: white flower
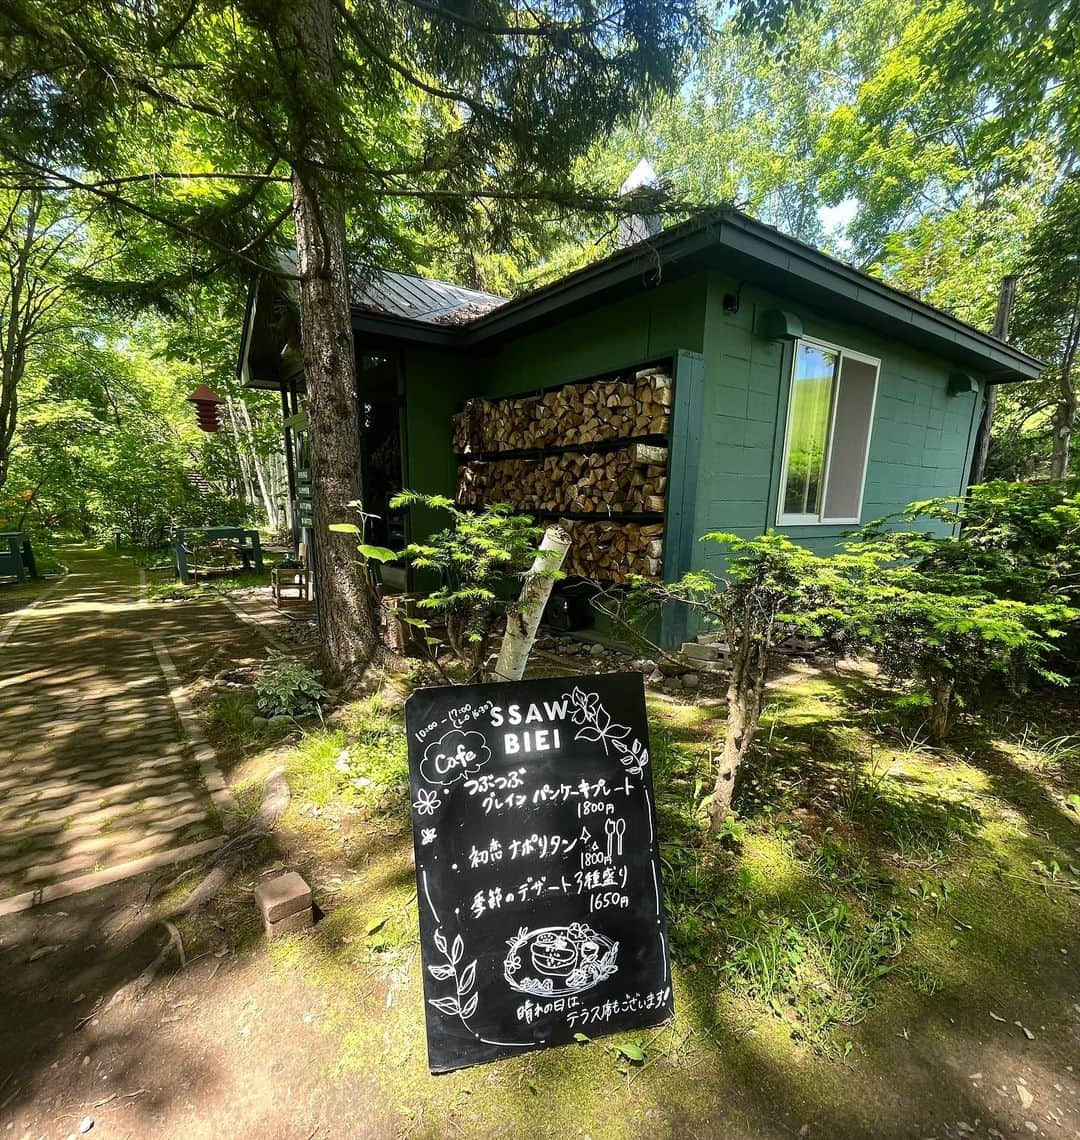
[414,788,440,816]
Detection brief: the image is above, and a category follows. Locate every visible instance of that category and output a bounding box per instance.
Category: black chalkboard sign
[406,671,673,1073]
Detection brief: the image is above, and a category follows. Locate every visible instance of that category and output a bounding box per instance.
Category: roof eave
[458,214,722,344]
[351,309,464,347]
[715,212,1043,383]
[344,208,1043,382]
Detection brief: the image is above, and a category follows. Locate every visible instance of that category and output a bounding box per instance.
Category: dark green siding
[691,273,982,574]
[401,346,475,540]
[398,265,984,597]
[480,273,707,395]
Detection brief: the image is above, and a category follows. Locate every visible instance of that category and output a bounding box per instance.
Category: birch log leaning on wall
[492,525,572,681]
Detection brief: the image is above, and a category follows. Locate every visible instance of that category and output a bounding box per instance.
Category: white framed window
[777,338,879,526]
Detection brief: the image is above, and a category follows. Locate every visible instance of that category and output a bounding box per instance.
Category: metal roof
[240,209,1044,386]
[349,208,1044,384]
[350,269,506,325]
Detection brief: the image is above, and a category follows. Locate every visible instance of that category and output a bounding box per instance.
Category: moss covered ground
[191,658,1080,1139]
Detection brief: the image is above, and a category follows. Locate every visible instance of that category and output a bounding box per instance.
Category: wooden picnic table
[173,527,264,584]
[0,532,38,582]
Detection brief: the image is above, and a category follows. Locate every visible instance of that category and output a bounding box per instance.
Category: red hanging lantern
[187,385,226,432]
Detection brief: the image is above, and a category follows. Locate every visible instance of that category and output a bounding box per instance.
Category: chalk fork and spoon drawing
[605,817,626,859]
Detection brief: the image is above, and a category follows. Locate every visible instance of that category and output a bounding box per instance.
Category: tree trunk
[710,692,744,825]
[1050,405,1074,479]
[928,673,954,746]
[969,276,1017,488]
[969,384,996,487]
[224,395,258,513]
[1050,353,1077,479]
[0,191,39,491]
[1050,294,1079,480]
[285,0,380,683]
[493,526,571,682]
[709,620,769,831]
[238,396,280,530]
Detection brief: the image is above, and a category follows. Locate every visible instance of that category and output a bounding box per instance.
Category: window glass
[779,341,880,525]
[823,356,877,520]
[782,343,838,518]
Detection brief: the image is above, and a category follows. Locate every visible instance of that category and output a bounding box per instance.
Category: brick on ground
[254,870,313,936]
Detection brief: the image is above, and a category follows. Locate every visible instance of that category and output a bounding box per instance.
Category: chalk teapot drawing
[503,923,619,997]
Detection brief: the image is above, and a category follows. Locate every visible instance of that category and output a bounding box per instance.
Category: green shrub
[634,532,877,827]
[254,650,328,717]
[900,479,1080,606]
[850,489,1078,742]
[387,490,548,683]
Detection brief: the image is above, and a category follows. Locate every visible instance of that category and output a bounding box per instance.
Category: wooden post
[969,274,1018,487]
[174,529,189,584]
[493,526,571,682]
[280,381,298,546]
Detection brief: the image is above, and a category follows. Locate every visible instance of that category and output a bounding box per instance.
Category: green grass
[722,897,908,1051]
[208,691,259,740]
[147,566,271,602]
[280,693,409,813]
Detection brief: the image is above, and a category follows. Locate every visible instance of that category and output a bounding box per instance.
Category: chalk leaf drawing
[504,923,619,997]
[421,729,492,786]
[427,927,480,1024]
[565,687,649,775]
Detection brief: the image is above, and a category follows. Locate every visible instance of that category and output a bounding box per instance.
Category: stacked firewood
[457,443,668,514]
[539,368,672,449]
[451,364,673,582]
[451,394,541,453]
[560,520,664,583]
[451,367,672,455]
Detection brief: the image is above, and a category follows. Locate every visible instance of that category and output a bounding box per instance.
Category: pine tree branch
[330,0,490,117]
[3,158,298,280]
[396,0,627,38]
[153,0,201,51]
[0,171,291,192]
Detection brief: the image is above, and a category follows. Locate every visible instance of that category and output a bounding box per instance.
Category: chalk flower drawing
[421,729,492,786]
[504,923,619,997]
[565,687,649,775]
[413,787,441,816]
[427,927,479,1027]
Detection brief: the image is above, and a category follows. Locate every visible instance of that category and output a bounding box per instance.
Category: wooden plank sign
[406,672,673,1073]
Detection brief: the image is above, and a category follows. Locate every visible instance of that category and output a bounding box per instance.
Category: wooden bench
[173,527,264,584]
[0,550,24,582]
[0,532,36,582]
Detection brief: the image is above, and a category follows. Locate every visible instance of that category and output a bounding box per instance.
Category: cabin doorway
[357,351,407,588]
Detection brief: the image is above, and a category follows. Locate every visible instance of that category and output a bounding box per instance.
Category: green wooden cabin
[239,208,1041,646]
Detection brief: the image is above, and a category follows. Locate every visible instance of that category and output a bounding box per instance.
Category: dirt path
[0,553,232,911]
[0,551,392,1139]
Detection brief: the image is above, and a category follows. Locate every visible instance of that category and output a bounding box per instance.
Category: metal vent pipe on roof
[617,159,663,248]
